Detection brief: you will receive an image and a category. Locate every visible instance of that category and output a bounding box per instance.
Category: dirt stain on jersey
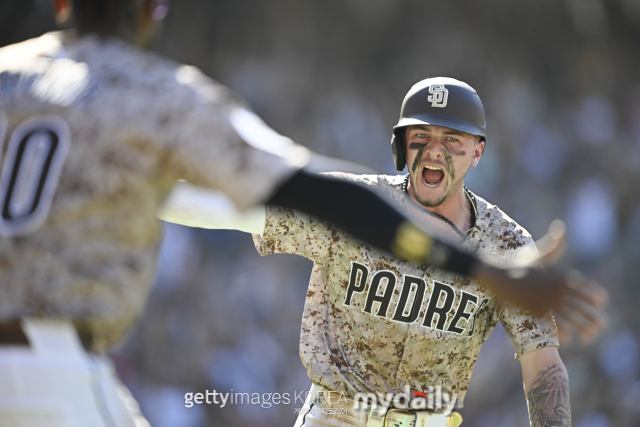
[517,319,538,333]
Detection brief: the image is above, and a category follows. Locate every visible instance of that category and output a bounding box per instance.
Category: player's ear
[470,137,484,168]
[52,0,72,25]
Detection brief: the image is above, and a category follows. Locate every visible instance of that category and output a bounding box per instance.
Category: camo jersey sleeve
[253,206,336,261]
[499,240,560,358]
[150,66,309,212]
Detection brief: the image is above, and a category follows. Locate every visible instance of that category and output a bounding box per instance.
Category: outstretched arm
[520,347,571,427]
[159,168,607,324]
[269,169,607,320]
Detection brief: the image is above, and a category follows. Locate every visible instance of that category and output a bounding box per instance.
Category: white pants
[0,319,149,427]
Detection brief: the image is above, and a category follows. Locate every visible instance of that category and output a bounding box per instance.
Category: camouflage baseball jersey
[0,31,304,352]
[254,173,558,409]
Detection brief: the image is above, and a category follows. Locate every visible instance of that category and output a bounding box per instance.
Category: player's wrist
[471,264,562,316]
[469,261,500,284]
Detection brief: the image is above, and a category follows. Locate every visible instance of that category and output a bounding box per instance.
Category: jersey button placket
[394,333,417,394]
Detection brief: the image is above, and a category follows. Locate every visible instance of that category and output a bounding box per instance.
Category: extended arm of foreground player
[158,176,607,324]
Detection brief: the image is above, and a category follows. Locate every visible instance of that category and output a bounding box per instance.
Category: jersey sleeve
[158,66,309,211]
[499,241,560,359]
[253,205,335,261]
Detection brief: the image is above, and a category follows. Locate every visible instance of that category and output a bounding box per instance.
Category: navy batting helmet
[391,77,486,171]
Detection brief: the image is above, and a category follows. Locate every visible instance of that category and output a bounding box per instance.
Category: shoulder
[69,33,247,138]
[472,192,537,265]
[0,31,244,112]
[64,32,245,112]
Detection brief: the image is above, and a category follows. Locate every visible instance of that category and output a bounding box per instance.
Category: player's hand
[533,220,608,343]
[552,270,609,344]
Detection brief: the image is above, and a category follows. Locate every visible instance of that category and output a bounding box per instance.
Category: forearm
[158,181,266,234]
[521,350,571,427]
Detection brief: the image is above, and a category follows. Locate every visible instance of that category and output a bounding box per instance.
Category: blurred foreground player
[161,78,608,427]
[0,0,605,426]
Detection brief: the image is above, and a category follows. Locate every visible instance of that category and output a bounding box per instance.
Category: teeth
[422,165,443,188]
[423,180,439,188]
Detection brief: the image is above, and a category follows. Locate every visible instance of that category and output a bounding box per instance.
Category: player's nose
[423,138,445,158]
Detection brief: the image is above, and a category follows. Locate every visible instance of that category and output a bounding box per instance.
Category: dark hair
[71,0,138,37]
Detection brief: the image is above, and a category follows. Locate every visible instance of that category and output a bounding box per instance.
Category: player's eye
[445,136,459,142]
[415,133,428,138]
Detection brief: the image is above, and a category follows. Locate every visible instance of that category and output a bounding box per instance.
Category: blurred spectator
[567,178,618,259]
[574,97,617,146]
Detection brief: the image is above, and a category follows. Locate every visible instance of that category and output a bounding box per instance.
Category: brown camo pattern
[0,32,298,352]
[254,173,559,409]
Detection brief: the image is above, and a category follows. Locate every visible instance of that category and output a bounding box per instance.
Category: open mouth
[422,165,444,188]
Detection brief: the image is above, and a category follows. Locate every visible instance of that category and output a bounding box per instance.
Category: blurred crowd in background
[3,0,640,426]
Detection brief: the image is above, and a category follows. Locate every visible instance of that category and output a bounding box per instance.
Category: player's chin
[415,186,448,207]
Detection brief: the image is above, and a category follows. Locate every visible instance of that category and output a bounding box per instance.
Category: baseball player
[160,78,608,427]
[0,1,605,425]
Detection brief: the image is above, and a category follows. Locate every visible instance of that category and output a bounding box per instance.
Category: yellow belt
[383,408,463,427]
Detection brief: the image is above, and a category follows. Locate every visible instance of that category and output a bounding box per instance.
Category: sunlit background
[3,1,640,426]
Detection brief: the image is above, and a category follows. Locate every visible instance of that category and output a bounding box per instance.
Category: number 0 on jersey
[0,114,70,236]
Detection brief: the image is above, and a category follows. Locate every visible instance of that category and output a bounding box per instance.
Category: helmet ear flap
[391,129,406,172]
